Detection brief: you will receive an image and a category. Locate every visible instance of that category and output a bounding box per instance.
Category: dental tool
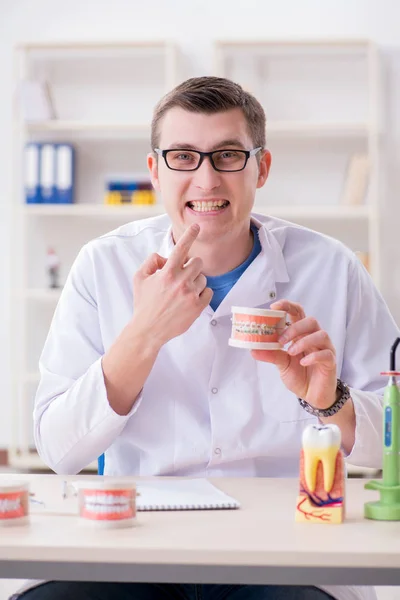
[365,337,400,520]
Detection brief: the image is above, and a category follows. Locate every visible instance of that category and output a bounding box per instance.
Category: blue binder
[55,144,75,204]
[24,143,41,204]
[40,143,57,203]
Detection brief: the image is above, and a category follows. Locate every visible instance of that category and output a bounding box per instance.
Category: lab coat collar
[157,213,289,318]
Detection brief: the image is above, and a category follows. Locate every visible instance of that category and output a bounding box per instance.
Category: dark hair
[151,76,266,150]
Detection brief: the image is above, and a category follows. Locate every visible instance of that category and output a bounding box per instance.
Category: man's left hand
[251,299,337,410]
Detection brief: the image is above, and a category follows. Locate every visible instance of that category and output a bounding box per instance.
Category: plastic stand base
[364,480,400,520]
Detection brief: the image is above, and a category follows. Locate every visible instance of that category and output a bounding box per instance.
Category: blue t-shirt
[206,224,261,311]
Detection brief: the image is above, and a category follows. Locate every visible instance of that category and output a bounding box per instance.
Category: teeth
[302,424,341,493]
[0,497,21,513]
[189,201,227,212]
[83,493,130,514]
[85,501,130,514]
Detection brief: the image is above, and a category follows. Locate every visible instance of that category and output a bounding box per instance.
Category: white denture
[84,493,130,515]
[85,493,129,505]
[0,497,21,513]
[85,503,129,514]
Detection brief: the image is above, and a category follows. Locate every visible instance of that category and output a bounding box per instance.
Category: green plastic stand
[364,480,400,520]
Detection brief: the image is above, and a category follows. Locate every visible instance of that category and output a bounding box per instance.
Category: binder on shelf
[26,143,75,204]
[40,144,57,203]
[340,153,371,206]
[24,143,41,204]
[55,144,75,204]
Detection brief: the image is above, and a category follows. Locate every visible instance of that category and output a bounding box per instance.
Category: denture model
[0,481,30,526]
[76,480,137,528]
[228,307,287,350]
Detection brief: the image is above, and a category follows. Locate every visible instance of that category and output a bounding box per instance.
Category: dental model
[295,424,345,524]
[0,481,30,526]
[229,307,287,350]
[72,480,137,528]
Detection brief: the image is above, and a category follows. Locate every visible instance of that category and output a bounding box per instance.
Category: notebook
[29,478,240,515]
[136,479,240,511]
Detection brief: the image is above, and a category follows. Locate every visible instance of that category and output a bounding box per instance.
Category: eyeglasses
[154,147,263,172]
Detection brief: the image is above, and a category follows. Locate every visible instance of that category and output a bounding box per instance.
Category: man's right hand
[132,224,213,349]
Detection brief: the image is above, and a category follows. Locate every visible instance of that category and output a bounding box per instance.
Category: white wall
[1,0,400,448]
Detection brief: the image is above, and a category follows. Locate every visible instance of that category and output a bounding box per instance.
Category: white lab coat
[23,213,400,600]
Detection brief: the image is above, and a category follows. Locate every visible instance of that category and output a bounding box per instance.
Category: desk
[0,474,399,586]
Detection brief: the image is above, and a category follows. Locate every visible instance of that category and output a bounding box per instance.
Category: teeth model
[302,424,341,493]
[0,492,25,521]
[81,491,134,521]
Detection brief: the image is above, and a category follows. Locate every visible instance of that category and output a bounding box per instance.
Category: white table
[0,474,399,586]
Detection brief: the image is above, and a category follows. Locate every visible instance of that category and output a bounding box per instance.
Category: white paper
[136,479,240,511]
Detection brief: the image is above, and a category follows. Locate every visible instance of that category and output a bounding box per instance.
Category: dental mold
[228,307,287,350]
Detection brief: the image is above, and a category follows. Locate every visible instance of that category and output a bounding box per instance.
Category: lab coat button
[211,388,218,394]
[214,448,222,456]
[211,320,217,326]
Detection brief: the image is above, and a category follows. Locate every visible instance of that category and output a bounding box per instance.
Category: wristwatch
[298,379,351,418]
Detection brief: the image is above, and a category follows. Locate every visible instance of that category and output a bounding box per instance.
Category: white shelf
[8,452,50,470]
[23,204,166,217]
[22,203,369,220]
[8,451,97,472]
[24,120,368,139]
[25,120,151,138]
[215,38,372,48]
[18,40,172,51]
[258,204,370,220]
[266,121,369,137]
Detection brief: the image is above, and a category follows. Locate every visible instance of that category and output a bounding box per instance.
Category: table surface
[0,474,399,586]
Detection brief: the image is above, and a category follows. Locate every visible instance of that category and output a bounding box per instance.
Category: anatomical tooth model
[295,424,345,524]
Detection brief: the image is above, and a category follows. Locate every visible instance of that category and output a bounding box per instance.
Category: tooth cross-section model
[295,424,345,524]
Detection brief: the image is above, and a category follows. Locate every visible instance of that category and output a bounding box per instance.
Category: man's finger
[270,299,305,323]
[300,349,336,368]
[168,224,200,270]
[199,286,213,306]
[193,273,207,295]
[279,316,321,345]
[139,253,167,277]
[287,329,334,357]
[183,256,204,279]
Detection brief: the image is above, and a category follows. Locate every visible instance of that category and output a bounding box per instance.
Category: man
[18,77,398,600]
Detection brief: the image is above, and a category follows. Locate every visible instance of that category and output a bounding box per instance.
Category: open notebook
[29,478,240,515]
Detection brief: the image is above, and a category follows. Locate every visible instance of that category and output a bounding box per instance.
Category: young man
[19,77,398,600]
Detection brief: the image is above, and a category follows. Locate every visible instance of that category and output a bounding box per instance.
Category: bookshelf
[10,40,179,471]
[9,38,382,473]
[214,39,382,285]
